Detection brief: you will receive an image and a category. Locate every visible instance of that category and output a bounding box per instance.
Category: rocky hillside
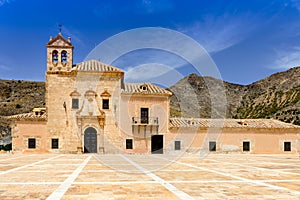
[235,67,300,125]
[168,74,245,118]
[0,80,45,116]
[0,66,299,136]
[0,80,45,140]
[168,67,300,125]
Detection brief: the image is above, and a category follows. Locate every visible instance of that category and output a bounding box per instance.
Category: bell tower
[46,32,74,72]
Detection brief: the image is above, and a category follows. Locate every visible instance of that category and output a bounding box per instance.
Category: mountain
[0,80,45,116]
[235,67,300,124]
[0,66,299,138]
[168,67,300,125]
[0,80,45,140]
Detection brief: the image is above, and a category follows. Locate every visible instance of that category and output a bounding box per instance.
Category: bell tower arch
[46,32,74,72]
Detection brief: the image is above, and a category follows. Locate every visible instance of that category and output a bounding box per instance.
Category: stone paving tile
[0,184,58,200]
[272,181,300,191]
[0,171,67,182]
[63,184,178,200]
[154,170,234,181]
[173,182,299,200]
[0,154,300,199]
[0,155,54,172]
[75,171,153,182]
[281,169,300,174]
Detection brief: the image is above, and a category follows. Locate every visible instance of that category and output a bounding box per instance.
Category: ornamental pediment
[46,33,73,48]
[100,89,111,98]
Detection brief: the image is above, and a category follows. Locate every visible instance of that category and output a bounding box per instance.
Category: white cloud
[273,47,300,69]
[125,63,171,81]
[61,26,85,47]
[176,14,256,53]
[124,63,184,87]
[0,0,13,7]
[290,0,300,11]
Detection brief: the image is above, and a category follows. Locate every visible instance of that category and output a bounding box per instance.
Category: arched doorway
[84,127,97,153]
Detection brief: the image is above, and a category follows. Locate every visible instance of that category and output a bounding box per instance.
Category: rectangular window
[209,141,216,151]
[72,99,79,109]
[175,141,181,150]
[243,141,250,151]
[284,142,291,151]
[52,138,59,149]
[102,99,109,109]
[28,138,36,149]
[126,139,133,149]
[141,108,149,124]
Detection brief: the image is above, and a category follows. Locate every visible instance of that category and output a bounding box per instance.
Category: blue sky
[1,0,300,85]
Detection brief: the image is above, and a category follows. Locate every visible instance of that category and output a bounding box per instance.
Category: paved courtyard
[0,153,300,199]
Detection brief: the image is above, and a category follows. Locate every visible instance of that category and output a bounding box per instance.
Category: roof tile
[122,83,172,96]
[169,118,300,129]
[72,60,124,73]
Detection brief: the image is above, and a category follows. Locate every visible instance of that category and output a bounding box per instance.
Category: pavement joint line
[0,154,35,162]
[73,181,158,185]
[54,163,90,166]
[155,155,300,195]
[2,179,300,186]
[0,155,63,175]
[222,160,300,167]
[119,154,195,200]
[0,182,62,185]
[207,158,300,177]
[46,155,91,200]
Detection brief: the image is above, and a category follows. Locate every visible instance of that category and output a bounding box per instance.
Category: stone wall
[120,95,170,153]
[12,121,47,153]
[46,71,126,153]
[46,73,80,153]
[167,127,300,154]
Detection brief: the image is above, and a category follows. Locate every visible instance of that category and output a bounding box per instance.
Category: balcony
[131,117,159,135]
[132,117,158,125]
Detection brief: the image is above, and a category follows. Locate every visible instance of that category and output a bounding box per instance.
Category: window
[126,139,133,149]
[102,99,109,109]
[52,50,58,63]
[28,138,36,149]
[243,141,250,151]
[140,85,148,91]
[284,142,291,151]
[209,141,216,151]
[141,108,149,124]
[175,141,181,150]
[61,50,68,62]
[72,99,79,109]
[52,138,59,149]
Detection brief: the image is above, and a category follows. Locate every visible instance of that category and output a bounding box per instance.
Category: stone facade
[167,118,300,154]
[8,33,300,154]
[9,33,172,154]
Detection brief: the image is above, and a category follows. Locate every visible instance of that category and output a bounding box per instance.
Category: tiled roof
[169,118,300,129]
[122,83,172,96]
[6,112,47,121]
[72,60,124,73]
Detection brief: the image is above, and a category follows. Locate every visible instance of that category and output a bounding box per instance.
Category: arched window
[52,50,58,63]
[61,50,68,62]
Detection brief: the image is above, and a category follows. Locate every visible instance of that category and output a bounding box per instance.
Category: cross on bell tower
[58,24,62,33]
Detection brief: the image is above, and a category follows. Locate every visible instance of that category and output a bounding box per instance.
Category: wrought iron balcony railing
[132,117,159,125]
